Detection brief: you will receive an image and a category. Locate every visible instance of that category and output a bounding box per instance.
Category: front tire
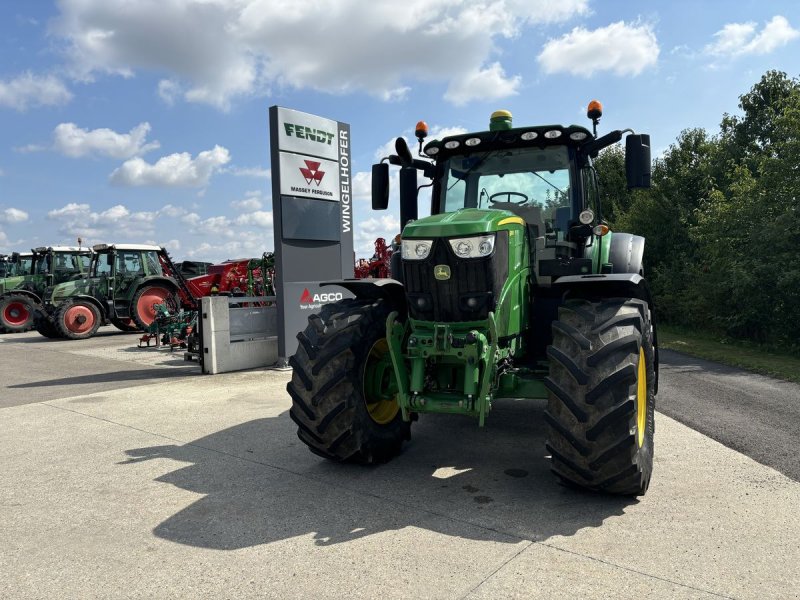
[545,298,655,496]
[287,297,410,463]
[55,300,102,340]
[0,295,35,333]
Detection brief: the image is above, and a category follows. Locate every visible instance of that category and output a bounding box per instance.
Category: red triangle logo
[300,288,313,303]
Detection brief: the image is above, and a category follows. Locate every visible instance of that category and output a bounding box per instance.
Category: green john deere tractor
[35,243,194,339]
[287,103,658,496]
[0,247,91,333]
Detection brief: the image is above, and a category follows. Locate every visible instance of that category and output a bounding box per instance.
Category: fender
[0,289,42,305]
[321,278,407,318]
[554,273,659,393]
[608,233,646,276]
[136,275,179,291]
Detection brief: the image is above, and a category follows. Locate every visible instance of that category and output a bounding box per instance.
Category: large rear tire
[55,300,102,340]
[111,317,140,332]
[287,297,411,463]
[131,285,178,330]
[33,311,62,339]
[544,298,655,496]
[0,295,35,333]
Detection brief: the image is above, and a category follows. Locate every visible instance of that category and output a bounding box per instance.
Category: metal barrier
[200,296,279,374]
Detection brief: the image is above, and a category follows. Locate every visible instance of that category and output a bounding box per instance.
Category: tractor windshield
[439,146,573,224]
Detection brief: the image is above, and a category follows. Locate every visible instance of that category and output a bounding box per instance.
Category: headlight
[401,239,433,261]
[448,234,495,259]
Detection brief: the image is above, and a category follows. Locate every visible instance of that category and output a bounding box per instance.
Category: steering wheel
[489,191,529,205]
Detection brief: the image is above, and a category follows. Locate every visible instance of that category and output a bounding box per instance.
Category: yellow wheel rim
[363,339,400,425]
[636,347,647,448]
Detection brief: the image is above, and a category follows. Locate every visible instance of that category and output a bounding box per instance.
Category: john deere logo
[434,265,451,280]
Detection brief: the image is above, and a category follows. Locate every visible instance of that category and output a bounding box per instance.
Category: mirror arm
[583,129,635,157]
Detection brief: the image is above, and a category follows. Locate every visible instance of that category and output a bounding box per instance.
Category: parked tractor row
[0,246,92,333]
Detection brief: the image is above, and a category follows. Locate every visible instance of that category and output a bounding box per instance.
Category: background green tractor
[35,243,195,340]
[0,247,91,333]
[287,102,658,496]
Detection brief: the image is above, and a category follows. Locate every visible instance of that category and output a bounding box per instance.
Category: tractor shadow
[122,399,637,550]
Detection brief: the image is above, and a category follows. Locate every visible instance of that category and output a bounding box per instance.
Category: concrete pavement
[1,331,799,598]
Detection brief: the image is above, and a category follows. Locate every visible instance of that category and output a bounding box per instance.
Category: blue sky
[1,0,798,263]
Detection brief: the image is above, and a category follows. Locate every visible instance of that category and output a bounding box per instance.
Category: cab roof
[32,246,91,253]
[92,243,162,252]
[424,124,595,160]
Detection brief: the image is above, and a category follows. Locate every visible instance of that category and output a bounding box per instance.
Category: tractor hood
[0,276,25,295]
[48,278,94,304]
[402,208,522,239]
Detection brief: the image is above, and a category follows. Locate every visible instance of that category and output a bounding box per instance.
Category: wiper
[531,170,565,194]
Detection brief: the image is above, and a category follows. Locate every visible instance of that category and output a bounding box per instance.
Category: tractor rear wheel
[111,317,140,332]
[131,285,178,330]
[55,300,102,340]
[0,294,35,333]
[287,297,410,463]
[544,298,655,496]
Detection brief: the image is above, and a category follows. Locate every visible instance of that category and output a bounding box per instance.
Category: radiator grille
[403,231,508,322]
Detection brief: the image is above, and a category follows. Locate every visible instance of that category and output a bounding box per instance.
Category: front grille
[403,231,508,321]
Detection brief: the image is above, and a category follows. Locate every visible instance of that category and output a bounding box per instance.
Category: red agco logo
[300,288,342,307]
[299,160,325,186]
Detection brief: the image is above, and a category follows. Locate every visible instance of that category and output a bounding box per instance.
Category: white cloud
[227,166,271,179]
[231,190,264,212]
[43,200,274,258]
[0,72,72,111]
[158,204,188,218]
[538,21,659,77]
[705,16,799,58]
[1,208,29,223]
[235,211,273,228]
[355,215,401,255]
[47,202,157,241]
[157,79,181,105]
[110,145,231,187]
[444,62,521,106]
[53,0,588,108]
[183,230,273,261]
[51,122,160,159]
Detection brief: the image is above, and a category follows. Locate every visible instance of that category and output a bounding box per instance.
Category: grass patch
[659,325,800,383]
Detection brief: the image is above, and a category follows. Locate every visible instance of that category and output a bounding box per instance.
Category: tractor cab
[32,246,92,281]
[3,252,34,277]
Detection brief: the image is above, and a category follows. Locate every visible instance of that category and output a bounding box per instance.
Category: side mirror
[395,137,414,167]
[371,163,390,210]
[399,167,418,228]
[626,134,651,189]
[106,253,114,266]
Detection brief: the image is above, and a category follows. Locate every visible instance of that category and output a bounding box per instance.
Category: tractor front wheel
[0,295,35,333]
[545,297,655,496]
[287,297,411,463]
[55,300,102,340]
[131,285,178,330]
